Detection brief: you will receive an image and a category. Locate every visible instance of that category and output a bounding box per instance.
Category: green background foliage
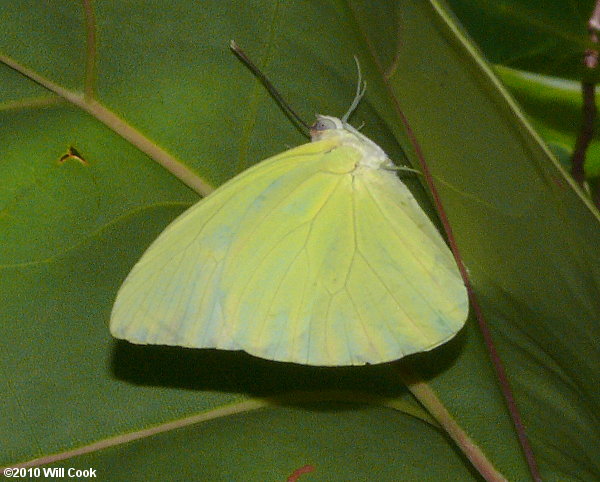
[1,1,599,480]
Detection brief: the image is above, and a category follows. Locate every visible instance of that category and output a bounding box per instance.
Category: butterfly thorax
[310,115,393,170]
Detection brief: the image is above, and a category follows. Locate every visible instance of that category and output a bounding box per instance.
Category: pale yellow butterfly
[110,43,469,366]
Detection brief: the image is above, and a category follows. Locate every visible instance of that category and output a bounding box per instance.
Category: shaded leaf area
[446,0,596,82]
[495,66,600,178]
[1,0,599,480]
[447,1,600,188]
[46,404,478,482]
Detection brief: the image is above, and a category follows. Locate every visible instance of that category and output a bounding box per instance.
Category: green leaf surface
[2,1,599,480]
[47,403,477,481]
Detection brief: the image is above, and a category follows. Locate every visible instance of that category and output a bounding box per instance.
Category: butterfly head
[309,115,344,141]
[310,115,391,169]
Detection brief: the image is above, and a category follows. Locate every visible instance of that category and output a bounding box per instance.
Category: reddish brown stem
[571,1,600,205]
[571,83,596,185]
[398,109,541,480]
[286,465,315,482]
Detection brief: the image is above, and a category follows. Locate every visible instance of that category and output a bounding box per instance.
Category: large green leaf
[2,1,599,480]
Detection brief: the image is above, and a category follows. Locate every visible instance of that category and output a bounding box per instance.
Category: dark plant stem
[571,0,600,208]
[571,83,596,185]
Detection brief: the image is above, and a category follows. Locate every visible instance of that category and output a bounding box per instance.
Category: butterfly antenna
[342,56,367,123]
[230,40,310,132]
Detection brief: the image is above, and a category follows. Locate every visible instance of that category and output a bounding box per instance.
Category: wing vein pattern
[111,136,468,366]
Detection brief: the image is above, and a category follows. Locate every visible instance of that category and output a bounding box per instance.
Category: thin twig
[571,0,600,208]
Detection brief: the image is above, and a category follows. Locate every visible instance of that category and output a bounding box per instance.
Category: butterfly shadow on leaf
[109,327,467,398]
